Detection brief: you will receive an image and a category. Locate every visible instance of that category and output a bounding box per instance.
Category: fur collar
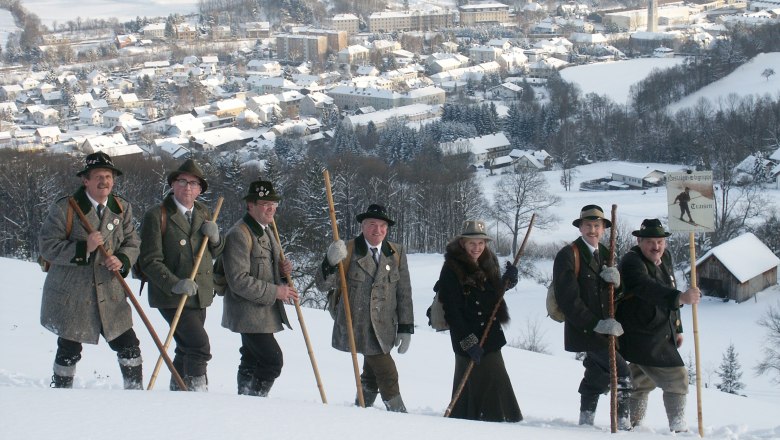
[443,239,501,293]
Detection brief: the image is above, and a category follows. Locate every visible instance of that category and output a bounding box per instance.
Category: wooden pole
[607,204,618,433]
[689,232,704,437]
[270,220,328,404]
[444,214,535,417]
[66,197,187,391]
[147,197,223,390]
[323,169,365,407]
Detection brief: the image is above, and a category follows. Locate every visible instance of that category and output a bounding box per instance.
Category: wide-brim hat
[243,180,281,202]
[632,218,671,237]
[167,159,208,192]
[456,220,492,241]
[356,204,395,226]
[572,204,612,228]
[76,152,123,177]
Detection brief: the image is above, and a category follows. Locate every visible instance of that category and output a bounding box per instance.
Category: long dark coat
[437,240,509,356]
[139,194,224,309]
[552,237,616,352]
[39,187,140,344]
[617,246,684,367]
[436,240,521,423]
[221,214,290,334]
[315,235,414,356]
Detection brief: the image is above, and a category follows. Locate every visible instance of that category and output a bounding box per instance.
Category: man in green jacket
[139,159,223,391]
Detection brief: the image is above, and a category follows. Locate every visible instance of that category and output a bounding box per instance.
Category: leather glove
[200,221,220,244]
[600,265,621,288]
[594,318,624,337]
[501,261,519,289]
[465,344,484,365]
[394,333,411,354]
[172,278,198,296]
[326,239,348,266]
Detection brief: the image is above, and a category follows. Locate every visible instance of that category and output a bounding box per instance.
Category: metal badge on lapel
[106,223,114,231]
[113,219,119,225]
[385,264,390,271]
[180,239,187,246]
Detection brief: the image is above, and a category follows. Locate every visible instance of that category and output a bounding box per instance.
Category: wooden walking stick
[66,197,187,391]
[444,213,535,417]
[689,232,704,437]
[147,197,223,390]
[270,220,328,404]
[607,204,619,433]
[323,169,365,408]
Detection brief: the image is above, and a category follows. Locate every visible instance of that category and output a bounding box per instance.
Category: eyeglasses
[175,179,201,189]
[255,201,279,208]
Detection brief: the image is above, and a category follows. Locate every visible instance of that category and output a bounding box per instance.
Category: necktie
[371,247,379,265]
[96,204,104,219]
[185,210,192,225]
[593,249,601,267]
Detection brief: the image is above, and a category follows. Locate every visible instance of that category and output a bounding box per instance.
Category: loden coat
[437,240,509,356]
[315,235,413,356]
[617,246,684,367]
[139,194,224,309]
[221,214,290,334]
[552,237,619,353]
[39,187,140,344]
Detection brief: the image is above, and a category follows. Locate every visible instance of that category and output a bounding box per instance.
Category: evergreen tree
[716,343,745,395]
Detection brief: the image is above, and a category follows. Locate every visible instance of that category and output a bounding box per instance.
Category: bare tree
[756,302,780,385]
[761,68,775,81]
[508,317,551,354]
[491,167,561,256]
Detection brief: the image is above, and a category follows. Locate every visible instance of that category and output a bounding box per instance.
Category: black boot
[355,386,379,407]
[579,394,599,425]
[50,362,76,389]
[117,348,143,390]
[255,379,274,397]
[383,395,407,413]
[186,375,208,392]
[237,368,255,395]
[617,378,632,431]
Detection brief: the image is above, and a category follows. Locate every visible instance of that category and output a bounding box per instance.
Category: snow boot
[118,356,143,390]
[186,375,208,392]
[629,395,648,428]
[50,361,76,389]
[617,378,632,431]
[663,393,688,432]
[383,394,407,413]
[355,385,379,407]
[255,379,274,397]
[579,394,599,425]
[237,368,255,396]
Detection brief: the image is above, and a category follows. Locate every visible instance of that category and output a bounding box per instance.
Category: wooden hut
[694,233,779,303]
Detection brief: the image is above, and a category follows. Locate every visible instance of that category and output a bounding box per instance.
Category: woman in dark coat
[436,220,522,422]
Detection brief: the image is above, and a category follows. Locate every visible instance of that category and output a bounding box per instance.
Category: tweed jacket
[553,237,620,352]
[315,234,414,356]
[221,214,290,334]
[437,241,509,356]
[39,187,140,344]
[139,194,224,309]
[617,246,684,367]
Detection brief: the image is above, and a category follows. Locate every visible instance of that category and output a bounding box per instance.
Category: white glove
[594,318,624,337]
[394,333,411,354]
[326,239,348,266]
[172,279,198,296]
[600,265,621,288]
[200,221,220,244]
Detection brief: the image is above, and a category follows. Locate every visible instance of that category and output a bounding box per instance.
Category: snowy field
[20,0,200,27]
[2,161,779,439]
[0,9,18,50]
[560,57,685,105]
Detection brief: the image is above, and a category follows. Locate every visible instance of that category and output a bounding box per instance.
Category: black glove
[501,261,519,290]
[465,344,484,365]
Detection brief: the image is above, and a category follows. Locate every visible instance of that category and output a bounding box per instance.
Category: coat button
[477,311,482,316]
[475,301,480,305]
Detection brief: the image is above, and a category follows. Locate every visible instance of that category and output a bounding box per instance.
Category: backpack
[325,240,400,319]
[38,204,74,272]
[425,280,448,331]
[546,243,580,322]
[132,205,167,292]
[213,223,252,296]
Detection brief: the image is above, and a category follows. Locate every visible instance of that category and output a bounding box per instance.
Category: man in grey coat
[315,203,414,412]
[221,180,297,397]
[139,159,223,391]
[39,152,142,389]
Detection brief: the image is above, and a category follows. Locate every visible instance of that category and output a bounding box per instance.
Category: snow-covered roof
[696,233,780,283]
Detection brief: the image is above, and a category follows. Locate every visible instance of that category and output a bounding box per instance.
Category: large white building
[459,2,510,26]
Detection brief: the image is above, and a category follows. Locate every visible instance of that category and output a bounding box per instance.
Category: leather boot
[383,395,407,413]
[629,395,648,428]
[237,368,255,396]
[254,379,274,397]
[51,362,76,389]
[578,394,599,425]
[118,357,143,390]
[663,393,688,432]
[186,375,208,392]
